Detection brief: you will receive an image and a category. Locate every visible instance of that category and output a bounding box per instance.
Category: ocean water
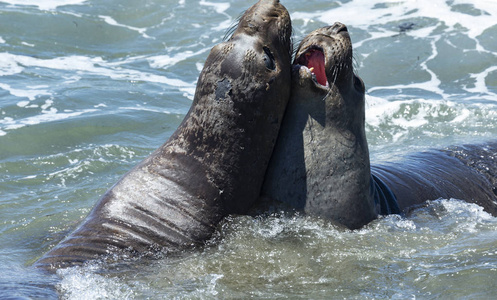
[1,0,497,298]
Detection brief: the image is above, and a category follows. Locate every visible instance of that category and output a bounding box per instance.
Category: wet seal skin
[262,23,497,229]
[35,0,292,271]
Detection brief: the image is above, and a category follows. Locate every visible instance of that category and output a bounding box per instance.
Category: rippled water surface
[1,0,497,298]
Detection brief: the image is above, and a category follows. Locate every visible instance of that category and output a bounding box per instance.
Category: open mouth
[296,47,328,87]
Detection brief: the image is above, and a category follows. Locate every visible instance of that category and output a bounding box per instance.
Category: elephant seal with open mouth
[262,23,497,229]
[36,0,292,271]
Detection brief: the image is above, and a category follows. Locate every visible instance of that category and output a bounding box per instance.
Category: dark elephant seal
[262,23,497,229]
[36,0,292,271]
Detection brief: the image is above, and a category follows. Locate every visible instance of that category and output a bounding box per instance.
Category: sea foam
[1,0,87,11]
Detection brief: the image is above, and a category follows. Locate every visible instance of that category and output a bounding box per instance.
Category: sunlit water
[1,0,497,298]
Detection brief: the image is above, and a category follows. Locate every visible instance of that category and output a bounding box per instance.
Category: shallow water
[1,0,497,298]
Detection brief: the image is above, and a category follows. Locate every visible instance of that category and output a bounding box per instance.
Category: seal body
[36,0,292,271]
[372,144,497,215]
[262,23,497,229]
[262,23,377,229]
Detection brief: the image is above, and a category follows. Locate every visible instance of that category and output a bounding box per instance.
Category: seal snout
[329,22,348,34]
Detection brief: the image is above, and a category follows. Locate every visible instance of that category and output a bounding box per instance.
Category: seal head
[293,23,365,128]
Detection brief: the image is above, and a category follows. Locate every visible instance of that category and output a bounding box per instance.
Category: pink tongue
[306,50,327,86]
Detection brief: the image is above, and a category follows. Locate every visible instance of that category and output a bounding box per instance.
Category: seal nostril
[331,22,348,34]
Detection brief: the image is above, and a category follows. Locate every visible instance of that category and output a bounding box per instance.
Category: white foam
[199,0,232,31]
[365,96,474,136]
[441,199,493,220]
[450,108,471,123]
[181,87,196,100]
[0,83,51,101]
[199,0,230,14]
[120,106,183,115]
[0,53,101,74]
[196,62,204,72]
[0,37,5,43]
[365,95,395,128]
[62,75,82,84]
[58,266,134,300]
[464,66,497,98]
[98,15,153,40]
[0,52,197,137]
[211,19,234,32]
[0,53,24,76]
[148,48,210,69]
[0,107,97,131]
[1,0,87,10]
[21,41,35,47]
[368,80,445,99]
[0,53,194,90]
[292,0,497,64]
[294,0,497,39]
[16,100,30,108]
[420,199,496,233]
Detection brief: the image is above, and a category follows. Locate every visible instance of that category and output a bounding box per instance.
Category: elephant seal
[371,145,497,216]
[36,0,292,271]
[261,23,497,229]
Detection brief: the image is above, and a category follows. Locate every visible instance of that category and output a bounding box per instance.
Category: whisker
[330,65,340,86]
[223,13,244,41]
[352,56,359,70]
[291,33,301,61]
[323,89,332,102]
[352,55,361,77]
[288,31,295,59]
[280,24,294,59]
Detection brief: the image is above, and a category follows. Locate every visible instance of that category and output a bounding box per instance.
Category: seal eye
[263,46,276,71]
[354,75,365,92]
